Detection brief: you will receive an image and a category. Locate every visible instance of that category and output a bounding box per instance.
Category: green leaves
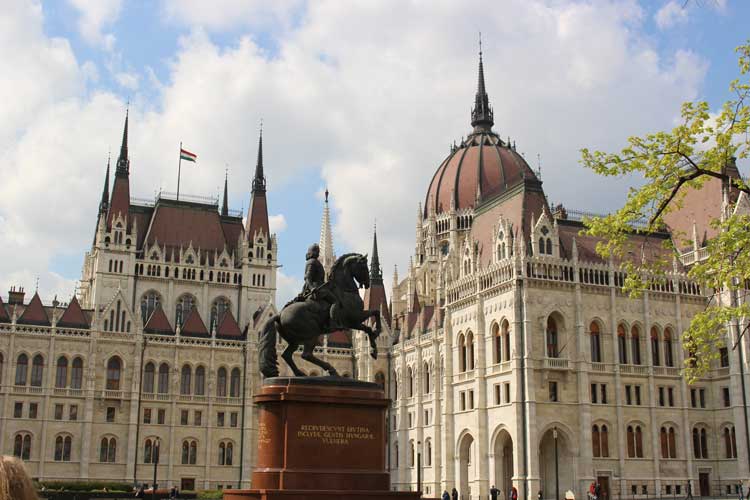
[582,41,750,383]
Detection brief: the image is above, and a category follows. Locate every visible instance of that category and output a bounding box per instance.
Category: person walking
[135,484,145,498]
[452,487,459,500]
[595,482,601,500]
[170,486,178,499]
[686,480,693,500]
[512,486,519,500]
[442,491,451,500]
[538,490,543,500]
[490,485,500,500]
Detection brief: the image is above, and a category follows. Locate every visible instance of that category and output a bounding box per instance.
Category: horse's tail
[259,315,280,378]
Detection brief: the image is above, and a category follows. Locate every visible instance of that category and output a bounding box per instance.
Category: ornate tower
[319,188,336,276]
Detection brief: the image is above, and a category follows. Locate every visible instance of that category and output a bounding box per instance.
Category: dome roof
[424,48,539,217]
[425,132,538,216]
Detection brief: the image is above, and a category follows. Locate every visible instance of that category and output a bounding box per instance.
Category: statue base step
[224,489,422,500]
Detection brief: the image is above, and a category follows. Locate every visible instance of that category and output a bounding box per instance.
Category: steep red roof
[144,307,174,335]
[217,310,242,339]
[145,202,240,257]
[328,329,352,347]
[0,295,9,323]
[363,284,390,327]
[181,308,209,337]
[57,296,90,329]
[17,292,50,326]
[246,191,269,241]
[107,174,131,229]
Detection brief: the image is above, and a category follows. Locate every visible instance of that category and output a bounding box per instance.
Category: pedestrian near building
[490,485,500,500]
[442,490,451,500]
[686,480,693,500]
[452,487,459,500]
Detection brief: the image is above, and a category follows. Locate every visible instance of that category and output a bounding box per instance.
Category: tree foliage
[581,42,750,382]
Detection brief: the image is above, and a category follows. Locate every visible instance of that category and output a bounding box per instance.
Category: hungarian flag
[180,148,197,163]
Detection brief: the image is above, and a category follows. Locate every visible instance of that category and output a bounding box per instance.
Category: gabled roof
[0,295,9,323]
[216,310,242,339]
[364,283,390,327]
[57,296,90,329]
[180,308,209,337]
[144,306,174,335]
[17,292,50,326]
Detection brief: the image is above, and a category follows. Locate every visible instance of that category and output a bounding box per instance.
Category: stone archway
[458,432,475,499]
[493,429,513,499]
[539,428,574,500]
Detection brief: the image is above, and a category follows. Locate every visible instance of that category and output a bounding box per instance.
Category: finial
[35,276,39,293]
[325,187,329,203]
[259,118,263,136]
[479,31,482,57]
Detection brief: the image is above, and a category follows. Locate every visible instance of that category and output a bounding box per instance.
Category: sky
[0,0,748,306]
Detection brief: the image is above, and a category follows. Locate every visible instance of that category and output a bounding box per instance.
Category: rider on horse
[294,243,343,331]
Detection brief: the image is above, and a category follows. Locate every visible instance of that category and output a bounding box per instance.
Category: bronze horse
[258,253,381,377]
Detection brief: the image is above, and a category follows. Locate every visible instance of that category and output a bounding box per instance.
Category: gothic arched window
[175,294,195,328]
[140,291,160,324]
[210,297,230,333]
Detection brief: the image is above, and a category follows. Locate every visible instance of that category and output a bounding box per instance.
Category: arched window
[194,366,205,396]
[423,362,430,394]
[660,427,669,458]
[182,440,198,465]
[617,324,628,364]
[601,425,609,457]
[546,317,559,358]
[230,368,241,397]
[502,321,511,362]
[55,436,64,461]
[143,362,155,393]
[106,357,122,390]
[210,297,231,333]
[100,437,116,463]
[392,370,398,400]
[635,426,644,457]
[664,328,674,367]
[71,358,83,389]
[190,440,197,464]
[158,363,170,394]
[668,427,677,458]
[426,439,432,466]
[693,427,709,459]
[180,365,192,395]
[651,327,661,366]
[466,332,475,370]
[409,441,415,467]
[55,356,68,388]
[407,367,414,398]
[30,354,44,387]
[54,436,72,461]
[374,371,385,389]
[15,354,28,386]
[175,294,195,328]
[219,442,233,465]
[492,323,502,364]
[144,439,159,464]
[724,426,738,459]
[592,425,601,458]
[539,237,545,255]
[546,238,552,255]
[0,353,3,386]
[590,322,601,363]
[217,367,227,397]
[140,291,160,323]
[394,441,399,467]
[458,334,467,372]
[631,326,641,365]
[14,434,31,460]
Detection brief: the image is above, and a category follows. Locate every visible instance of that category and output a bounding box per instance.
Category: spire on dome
[370,223,383,285]
[471,35,494,133]
[116,108,129,174]
[99,155,110,213]
[319,188,336,273]
[222,170,229,216]
[252,125,265,193]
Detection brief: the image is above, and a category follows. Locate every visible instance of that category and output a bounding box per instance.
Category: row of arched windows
[15,354,44,386]
[103,299,131,333]
[108,259,124,273]
[457,332,475,372]
[55,356,84,389]
[615,324,675,366]
[135,264,241,285]
[140,292,232,331]
[15,354,118,390]
[592,424,738,460]
[492,321,511,363]
[403,364,432,398]
[144,362,242,397]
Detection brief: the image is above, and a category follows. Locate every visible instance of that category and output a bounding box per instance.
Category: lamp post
[553,427,559,500]
[417,440,422,496]
[152,438,160,500]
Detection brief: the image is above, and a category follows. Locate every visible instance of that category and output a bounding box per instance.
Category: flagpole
[177,141,182,201]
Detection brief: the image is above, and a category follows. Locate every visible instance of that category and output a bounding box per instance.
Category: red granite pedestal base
[224,376,420,500]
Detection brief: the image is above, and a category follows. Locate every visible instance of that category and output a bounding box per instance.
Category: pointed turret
[319,188,336,274]
[246,129,270,240]
[99,156,110,213]
[369,224,383,285]
[107,110,131,228]
[221,171,229,216]
[470,38,494,133]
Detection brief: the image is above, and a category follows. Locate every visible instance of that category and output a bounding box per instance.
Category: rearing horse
[258,253,381,378]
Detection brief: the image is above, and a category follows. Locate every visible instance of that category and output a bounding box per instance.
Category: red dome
[424,132,538,216]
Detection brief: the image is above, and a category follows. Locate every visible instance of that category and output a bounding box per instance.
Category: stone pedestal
[224,376,421,500]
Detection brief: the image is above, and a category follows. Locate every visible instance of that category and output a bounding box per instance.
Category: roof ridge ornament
[471,36,494,133]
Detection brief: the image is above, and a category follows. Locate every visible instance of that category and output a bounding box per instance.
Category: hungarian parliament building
[1,51,748,500]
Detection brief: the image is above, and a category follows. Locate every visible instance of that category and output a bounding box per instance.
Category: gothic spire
[252,127,265,193]
[471,36,494,133]
[319,188,336,273]
[99,155,110,213]
[116,108,130,174]
[222,170,229,216]
[370,223,383,285]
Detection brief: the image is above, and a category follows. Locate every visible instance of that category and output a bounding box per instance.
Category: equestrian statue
[258,244,381,378]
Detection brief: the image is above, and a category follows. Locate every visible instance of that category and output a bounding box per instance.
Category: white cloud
[655,1,688,29]
[161,0,303,32]
[275,270,302,306]
[269,214,287,234]
[0,0,711,306]
[66,0,123,50]
[115,71,140,90]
